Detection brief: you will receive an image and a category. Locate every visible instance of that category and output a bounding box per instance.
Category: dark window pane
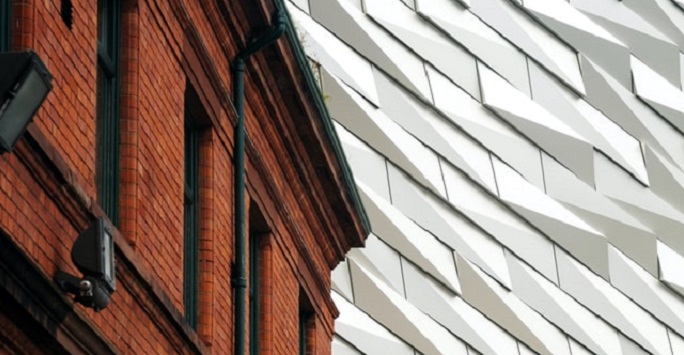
[299,313,308,355]
[183,118,200,329]
[250,233,260,355]
[0,0,11,51]
[95,0,120,224]
[95,64,105,196]
[97,0,105,43]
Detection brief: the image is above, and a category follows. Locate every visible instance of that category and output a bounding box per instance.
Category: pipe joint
[231,58,246,73]
[234,277,247,289]
[232,10,287,65]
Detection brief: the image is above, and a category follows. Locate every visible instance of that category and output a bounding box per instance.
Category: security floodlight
[0,51,53,153]
[55,217,116,311]
[71,217,116,291]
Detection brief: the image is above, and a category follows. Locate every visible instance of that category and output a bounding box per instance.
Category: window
[298,313,308,355]
[299,291,314,355]
[184,115,200,329]
[0,0,10,51]
[182,83,214,339]
[248,204,271,354]
[96,0,121,224]
[249,231,261,355]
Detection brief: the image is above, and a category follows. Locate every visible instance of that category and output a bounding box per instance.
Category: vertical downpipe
[231,6,285,355]
[232,57,248,355]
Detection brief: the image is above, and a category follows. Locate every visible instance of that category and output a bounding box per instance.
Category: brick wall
[0,0,364,353]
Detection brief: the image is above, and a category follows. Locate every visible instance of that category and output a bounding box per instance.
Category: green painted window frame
[0,1,11,51]
[298,314,305,355]
[299,312,309,355]
[299,290,313,355]
[249,232,260,355]
[183,116,200,330]
[96,0,121,225]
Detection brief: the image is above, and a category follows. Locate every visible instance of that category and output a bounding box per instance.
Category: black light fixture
[0,51,53,153]
[55,217,116,311]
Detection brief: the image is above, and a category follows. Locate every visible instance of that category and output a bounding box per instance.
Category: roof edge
[277,0,371,243]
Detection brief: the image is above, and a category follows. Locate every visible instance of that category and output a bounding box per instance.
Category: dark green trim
[249,232,260,355]
[298,313,307,355]
[230,6,286,355]
[183,117,200,330]
[95,0,121,226]
[278,0,371,236]
[0,0,10,52]
[232,56,249,355]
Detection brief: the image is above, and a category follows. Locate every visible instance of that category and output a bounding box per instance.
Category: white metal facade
[289,0,684,354]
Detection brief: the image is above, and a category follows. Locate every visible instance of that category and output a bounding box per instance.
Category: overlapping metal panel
[289,0,684,353]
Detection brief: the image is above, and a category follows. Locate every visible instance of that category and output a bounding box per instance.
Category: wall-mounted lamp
[55,217,116,311]
[0,51,53,153]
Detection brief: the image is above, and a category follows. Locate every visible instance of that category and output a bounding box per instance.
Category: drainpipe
[231,6,286,355]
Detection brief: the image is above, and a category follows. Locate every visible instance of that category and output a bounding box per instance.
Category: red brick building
[0,0,368,354]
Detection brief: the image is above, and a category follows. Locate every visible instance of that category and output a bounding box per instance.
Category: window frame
[299,291,313,355]
[0,0,11,51]
[249,231,260,355]
[298,313,307,355]
[96,0,121,224]
[183,116,201,329]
